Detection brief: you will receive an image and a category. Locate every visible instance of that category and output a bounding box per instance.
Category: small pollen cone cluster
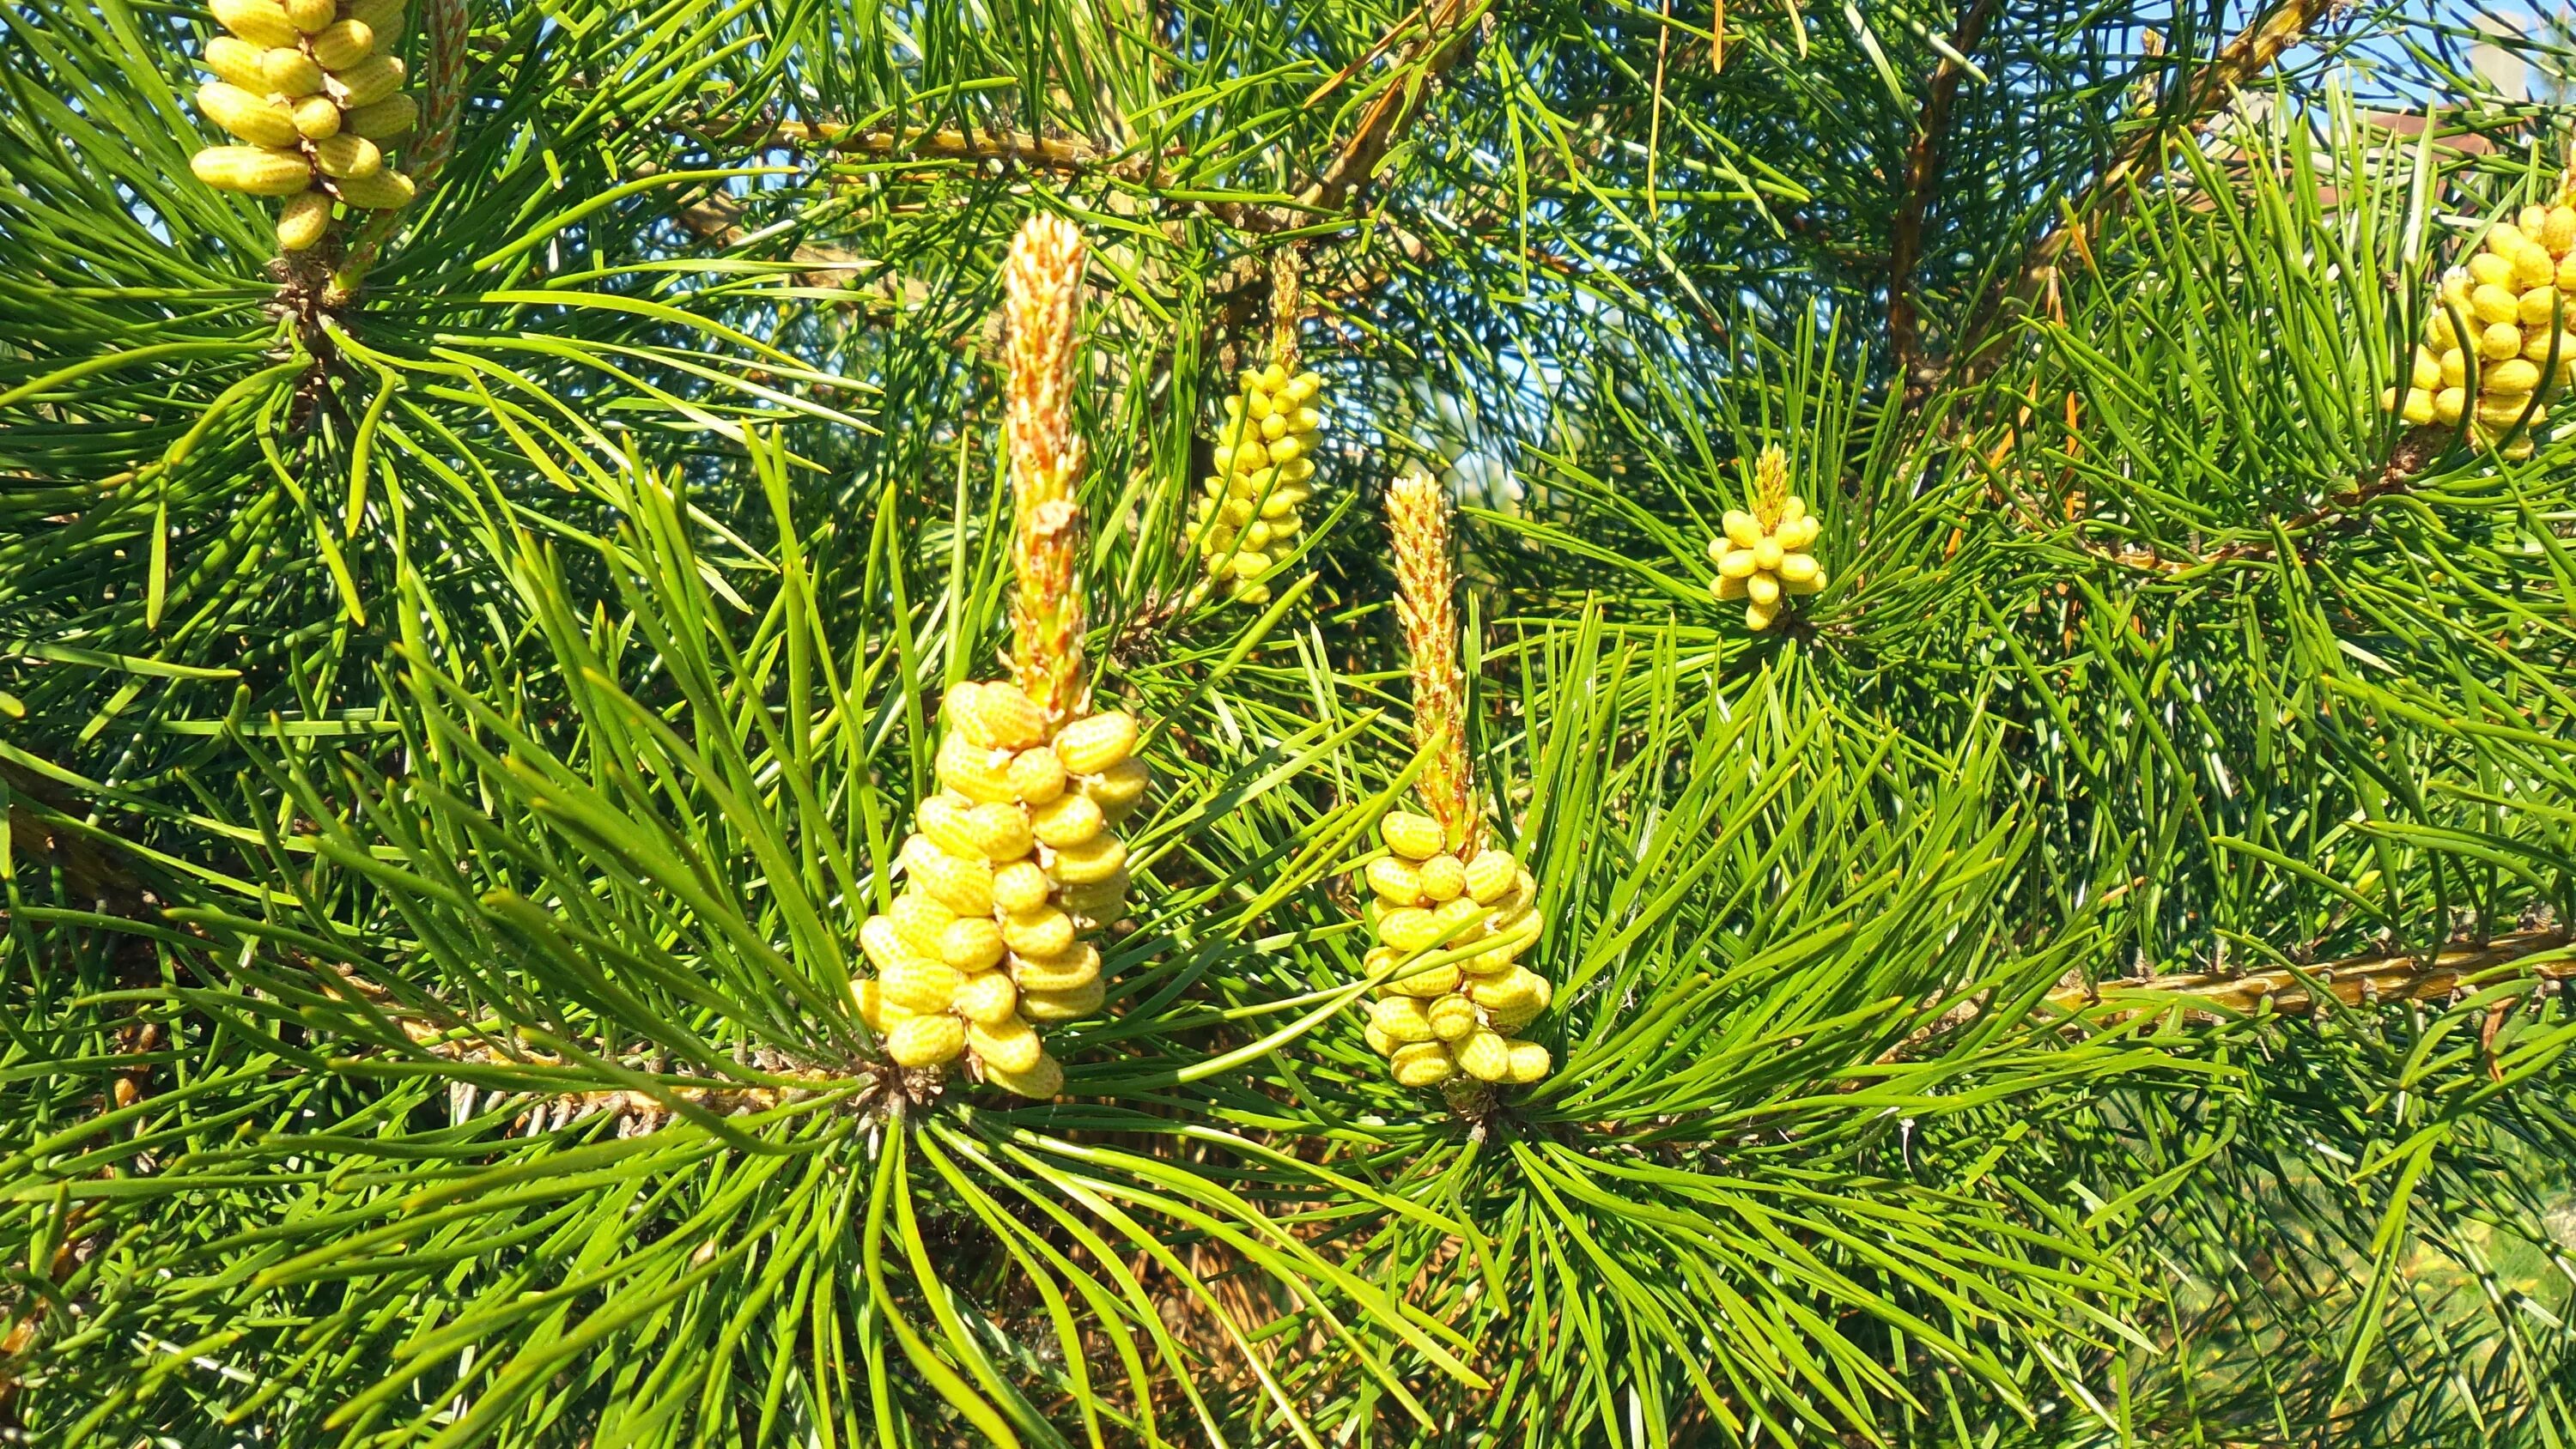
[1362,813,1550,1087]
[191,0,420,253]
[1192,252,1324,606]
[1706,445,1824,631]
[852,215,1147,1100]
[1355,466,1552,1091]
[2389,196,2576,460]
[855,685,1146,1098]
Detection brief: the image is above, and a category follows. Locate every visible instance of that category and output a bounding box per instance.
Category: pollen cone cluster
[190,0,419,252]
[854,685,1147,1098]
[851,213,1139,1099]
[2388,197,2576,460]
[1360,465,1552,1092]
[1359,815,1551,1087]
[1706,445,1824,631]
[1191,250,1325,606]
[1192,363,1327,605]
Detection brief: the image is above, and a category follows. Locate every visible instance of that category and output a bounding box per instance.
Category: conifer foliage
[4,2,2574,1446]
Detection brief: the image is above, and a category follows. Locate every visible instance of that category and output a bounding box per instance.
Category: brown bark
[1888,0,2002,403]
[2049,930,2573,1020]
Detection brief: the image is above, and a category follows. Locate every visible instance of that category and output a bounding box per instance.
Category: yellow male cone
[185,0,422,255]
[849,217,1151,1101]
[1352,467,1552,1099]
[1707,445,1826,631]
[1191,250,1326,606]
[2391,191,2576,459]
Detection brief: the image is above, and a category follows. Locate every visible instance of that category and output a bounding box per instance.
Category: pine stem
[1002,214,1091,726]
[1388,463,1477,855]
[1268,246,1303,369]
[1750,444,1789,530]
[331,0,472,300]
[2050,930,2573,1019]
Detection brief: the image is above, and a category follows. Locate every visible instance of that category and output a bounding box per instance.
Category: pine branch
[676,0,1487,328]
[304,959,875,1135]
[750,122,1148,179]
[667,190,910,300]
[2051,930,2574,1018]
[1296,0,1487,221]
[1889,0,2001,402]
[1,761,155,920]
[1942,0,2342,390]
[696,0,1492,324]
[1212,213,1467,328]
[2054,426,2449,575]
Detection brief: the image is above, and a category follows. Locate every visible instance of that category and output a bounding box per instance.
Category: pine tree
[5,1,2574,1444]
